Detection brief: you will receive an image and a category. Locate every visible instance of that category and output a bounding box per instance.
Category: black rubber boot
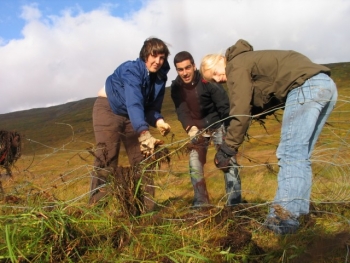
[224,164,242,206]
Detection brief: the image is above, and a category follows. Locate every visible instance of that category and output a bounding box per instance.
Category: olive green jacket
[224,39,331,150]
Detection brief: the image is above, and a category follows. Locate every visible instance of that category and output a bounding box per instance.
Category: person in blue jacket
[89,37,171,210]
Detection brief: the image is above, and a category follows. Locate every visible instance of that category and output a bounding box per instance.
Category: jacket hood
[225,39,253,62]
[173,69,201,88]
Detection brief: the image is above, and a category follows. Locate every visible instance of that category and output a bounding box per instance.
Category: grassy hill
[0,98,96,154]
[0,62,350,262]
[1,61,348,155]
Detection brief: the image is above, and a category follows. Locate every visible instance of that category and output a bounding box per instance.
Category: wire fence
[0,95,349,226]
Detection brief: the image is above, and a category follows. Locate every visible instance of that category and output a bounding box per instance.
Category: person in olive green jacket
[200,39,337,235]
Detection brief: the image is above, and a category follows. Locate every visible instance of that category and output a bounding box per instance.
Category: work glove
[138,131,164,157]
[156,119,171,136]
[214,141,237,172]
[187,126,200,144]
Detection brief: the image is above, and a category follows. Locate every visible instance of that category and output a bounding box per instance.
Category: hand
[187,126,201,144]
[187,126,198,137]
[138,131,164,157]
[214,142,237,172]
[156,119,171,136]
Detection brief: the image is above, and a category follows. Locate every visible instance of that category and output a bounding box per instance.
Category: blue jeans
[269,73,337,218]
[189,125,225,182]
[190,125,241,205]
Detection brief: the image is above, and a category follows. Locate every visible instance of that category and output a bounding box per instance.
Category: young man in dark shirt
[171,51,242,208]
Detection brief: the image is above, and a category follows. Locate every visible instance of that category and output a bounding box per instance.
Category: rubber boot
[224,163,242,206]
[191,178,210,208]
[189,147,209,208]
[142,174,156,213]
[88,167,113,205]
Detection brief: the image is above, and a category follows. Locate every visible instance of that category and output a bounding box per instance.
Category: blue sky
[0,0,350,114]
[0,0,143,41]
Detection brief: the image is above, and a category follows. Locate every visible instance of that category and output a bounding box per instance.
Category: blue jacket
[105,58,170,133]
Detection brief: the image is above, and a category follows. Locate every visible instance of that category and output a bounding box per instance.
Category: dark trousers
[89,97,144,204]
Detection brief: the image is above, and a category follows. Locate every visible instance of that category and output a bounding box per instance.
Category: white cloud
[20,3,42,21]
[1,0,350,114]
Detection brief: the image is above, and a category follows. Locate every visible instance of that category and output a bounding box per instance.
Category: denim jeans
[189,125,225,182]
[190,125,241,205]
[269,73,337,218]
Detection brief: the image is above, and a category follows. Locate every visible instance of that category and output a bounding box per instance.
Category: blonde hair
[200,54,225,82]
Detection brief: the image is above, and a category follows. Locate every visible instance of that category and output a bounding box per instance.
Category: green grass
[0,63,350,262]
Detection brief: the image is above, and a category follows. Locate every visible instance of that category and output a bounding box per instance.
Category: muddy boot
[88,167,113,205]
[189,147,209,208]
[191,178,210,208]
[142,174,156,213]
[224,163,242,206]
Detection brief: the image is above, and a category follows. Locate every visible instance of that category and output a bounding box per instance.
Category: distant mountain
[0,98,96,154]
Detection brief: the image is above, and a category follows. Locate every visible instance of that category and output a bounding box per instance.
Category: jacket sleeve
[144,80,165,127]
[144,63,169,127]
[123,66,150,133]
[171,83,194,131]
[209,83,230,127]
[225,66,253,150]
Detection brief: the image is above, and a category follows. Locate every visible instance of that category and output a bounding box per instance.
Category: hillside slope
[1,62,349,154]
[0,98,96,154]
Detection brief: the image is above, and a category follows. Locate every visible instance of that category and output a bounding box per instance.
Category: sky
[0,0,350,114]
